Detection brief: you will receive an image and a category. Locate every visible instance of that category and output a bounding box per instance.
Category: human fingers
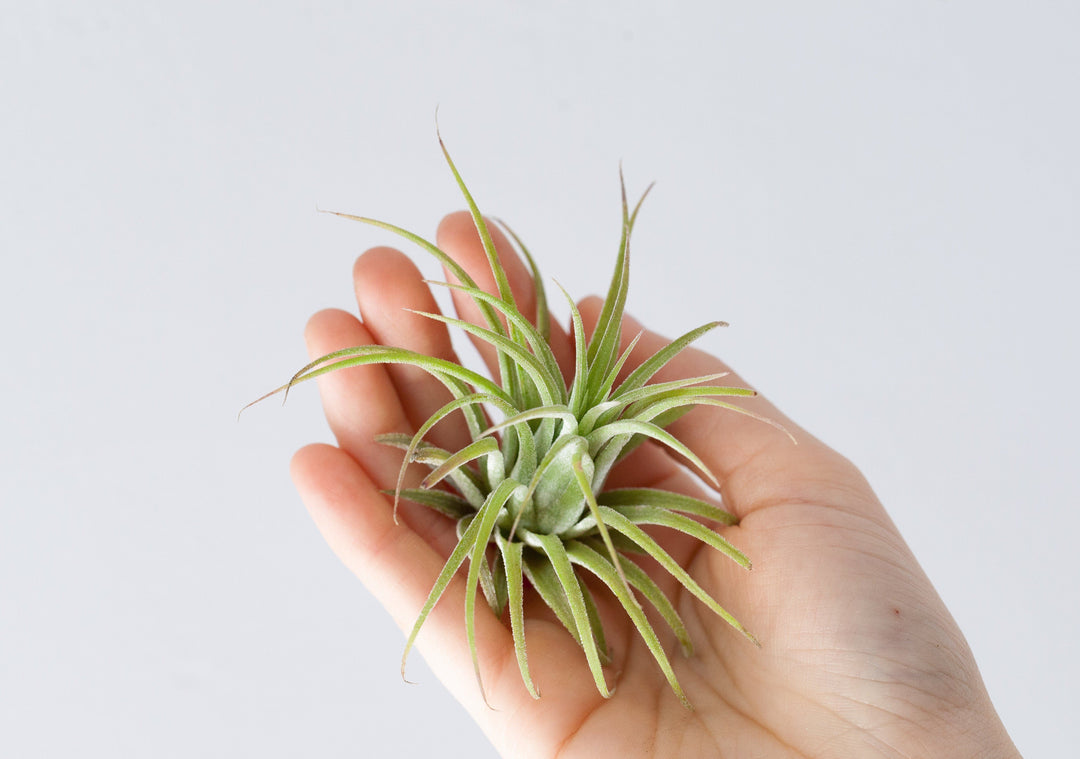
[303,308,463,550]
[303,308,416,489]
[435,211,576,382]
[353,247,472,454]
[290,444,519,713]
[293,444,617,752]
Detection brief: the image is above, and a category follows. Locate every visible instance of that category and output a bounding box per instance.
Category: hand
[290,211,1020,758]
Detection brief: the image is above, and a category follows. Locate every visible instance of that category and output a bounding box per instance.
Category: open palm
[290,212,1018,758]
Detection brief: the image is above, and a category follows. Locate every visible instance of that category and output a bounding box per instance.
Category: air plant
[250,135,783,708]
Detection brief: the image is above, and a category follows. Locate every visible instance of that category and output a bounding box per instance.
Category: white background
[2,2,1077,756]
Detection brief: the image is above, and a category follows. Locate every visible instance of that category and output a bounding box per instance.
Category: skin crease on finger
[288,209,1021,759]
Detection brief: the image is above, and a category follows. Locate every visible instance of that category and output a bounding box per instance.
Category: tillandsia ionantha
[249,134,789,709]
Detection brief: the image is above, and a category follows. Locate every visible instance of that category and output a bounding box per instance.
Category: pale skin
[290,211,1021,758]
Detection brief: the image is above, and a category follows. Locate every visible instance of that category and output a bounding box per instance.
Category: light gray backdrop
[2,2,1076,757]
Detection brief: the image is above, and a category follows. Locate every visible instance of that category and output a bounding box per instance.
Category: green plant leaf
[613,321,727,397]
[494,217,550,342]
[587,419,718,487]
[597,507,759,646]
[426,279,562,389]
[553,282,590,417]
[407,309,562,407]
[614,372,738,406]
[611,505,750,569]
[587,330,643,408]
[421,436,503,490]
[571,452,636,606]
[587,175,633,377]
[393,391,513,519]
[532,533,612,697]
[662,397,797,444]
[318,210,506,338]
[464,480,521,706]
[376,434,487,509]
[592,372,733,429]
[482,405,578,439]
[566,540,690,707]
[520,547,584,650]
[381,488,471,519]
[437,128,515,307]
[401,506,493,682]
[627,385,758,425]
[581,538,694,656]
[496,536,539,698]
[598,488,737,526]
[265,344,508,406]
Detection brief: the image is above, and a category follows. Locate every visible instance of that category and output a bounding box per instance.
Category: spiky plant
[252,137,783,708]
